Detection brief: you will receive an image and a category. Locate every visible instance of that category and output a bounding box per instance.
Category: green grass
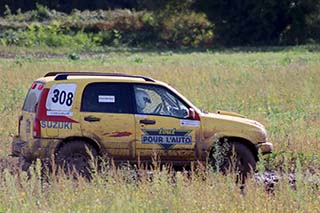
[0,48,320,211]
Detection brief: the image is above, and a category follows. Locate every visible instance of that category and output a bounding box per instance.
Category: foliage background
[0,0,320,46]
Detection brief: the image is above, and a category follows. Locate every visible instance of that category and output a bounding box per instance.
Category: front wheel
[55,140,98,178]
[209,141,256,181]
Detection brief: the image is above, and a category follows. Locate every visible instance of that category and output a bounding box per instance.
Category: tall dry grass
[0,49,320,211]
[0,161,319,212]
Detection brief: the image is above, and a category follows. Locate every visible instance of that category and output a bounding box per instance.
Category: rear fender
[55,136,102,157]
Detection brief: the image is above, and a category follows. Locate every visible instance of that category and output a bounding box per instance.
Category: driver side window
[134,84,189,118]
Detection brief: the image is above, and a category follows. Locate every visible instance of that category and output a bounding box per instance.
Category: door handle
[84,116,101,122]
[139,119,156,125]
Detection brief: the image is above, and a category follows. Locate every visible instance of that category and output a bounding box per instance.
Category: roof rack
[44,72,155,82]
[44,72,68,77]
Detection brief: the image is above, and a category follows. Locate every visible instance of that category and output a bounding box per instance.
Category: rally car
[12,72,272,177]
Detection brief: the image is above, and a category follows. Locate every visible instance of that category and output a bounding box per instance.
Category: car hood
[200,111,267,144]
[216,110,245,118]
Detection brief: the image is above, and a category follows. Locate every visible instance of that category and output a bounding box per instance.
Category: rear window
[22,82,45,112]
[81,83,133,113]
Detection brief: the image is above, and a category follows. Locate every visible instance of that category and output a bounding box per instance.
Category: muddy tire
[18,156,31,172]
[209,141,256,181]
[55,141,98,178]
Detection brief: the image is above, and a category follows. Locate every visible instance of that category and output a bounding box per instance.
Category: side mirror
[188,108,200,120]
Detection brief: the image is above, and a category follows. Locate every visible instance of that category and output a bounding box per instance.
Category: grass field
[0,47,320,211]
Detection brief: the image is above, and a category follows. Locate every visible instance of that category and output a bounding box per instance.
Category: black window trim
[80,82,135,114]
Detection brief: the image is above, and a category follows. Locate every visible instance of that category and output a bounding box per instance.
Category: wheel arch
[55,136,102,156]
[210,136,259,162]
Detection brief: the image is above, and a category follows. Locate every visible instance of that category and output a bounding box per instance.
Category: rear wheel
[18,155,31,172]
[209,141,256,182]
[55,140,98,178]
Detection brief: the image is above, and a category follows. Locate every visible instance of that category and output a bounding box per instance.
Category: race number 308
[51,89,73,106]
[46,84,77,111]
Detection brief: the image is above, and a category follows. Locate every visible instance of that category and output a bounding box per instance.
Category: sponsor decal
[135,114,147,118]
[142,128,192,149]
[180,119,200,127]
[98,95,115,103]
[47,111,74,116]
[40,121,72,129]
[110,131,132,137]
[26,119,31,133]
[38,89,78,123]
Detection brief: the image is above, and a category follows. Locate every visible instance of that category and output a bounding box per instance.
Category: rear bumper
[257,142,273,154]
[11,135,60,162]
[11,135,26,157]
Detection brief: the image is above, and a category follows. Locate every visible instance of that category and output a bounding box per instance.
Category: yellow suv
[12,72,272,176]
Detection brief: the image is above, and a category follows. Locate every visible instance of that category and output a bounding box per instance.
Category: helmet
[136,89,151,111]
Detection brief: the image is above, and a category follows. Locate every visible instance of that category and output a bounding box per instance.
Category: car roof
[37,72,201,113]
[43,72,156,82]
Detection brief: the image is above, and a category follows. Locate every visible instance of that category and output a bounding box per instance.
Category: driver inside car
[135,89,152,113]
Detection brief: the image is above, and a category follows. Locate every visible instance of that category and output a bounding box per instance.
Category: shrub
[0,23,94,49]
[158,11,214,47]
[30,3,51,21]
[0,9,215,48]
[0,29,21,45]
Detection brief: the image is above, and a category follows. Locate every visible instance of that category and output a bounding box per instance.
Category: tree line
[1,0,320,46]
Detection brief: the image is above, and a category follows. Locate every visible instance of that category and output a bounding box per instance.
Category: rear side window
[81,83,133,113]
[22,82,45,112]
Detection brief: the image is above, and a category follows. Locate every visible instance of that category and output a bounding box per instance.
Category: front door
[133,84,201,162]
[80,82,135,160]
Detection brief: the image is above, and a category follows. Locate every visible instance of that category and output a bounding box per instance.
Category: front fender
[201,132,258,161]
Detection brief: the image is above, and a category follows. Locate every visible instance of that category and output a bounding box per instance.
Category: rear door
[133,84,201,162]
[20,82,45,141]
[80,82,136,160]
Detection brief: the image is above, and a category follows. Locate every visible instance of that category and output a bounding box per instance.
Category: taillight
[33,118,41,138]
[31,83,37,89]
[38,84,44,90]
[33,87,46,138]
[18,115,23,135]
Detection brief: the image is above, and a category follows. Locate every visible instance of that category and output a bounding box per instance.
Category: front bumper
[258,142,273,154]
